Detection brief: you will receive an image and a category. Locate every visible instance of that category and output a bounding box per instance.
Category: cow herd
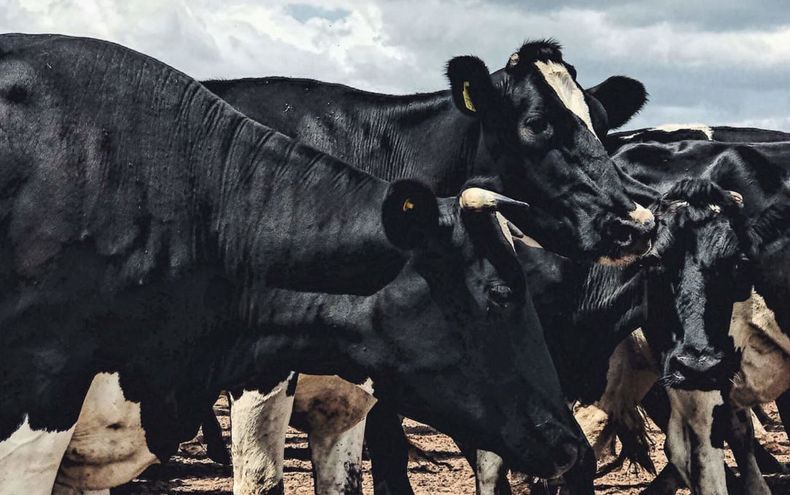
[0,32,789,495]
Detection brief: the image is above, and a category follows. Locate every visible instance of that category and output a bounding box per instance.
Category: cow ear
[586,76,647,130]
[446,56,496,117]
[382,180,440,249]
[747,202,790,257]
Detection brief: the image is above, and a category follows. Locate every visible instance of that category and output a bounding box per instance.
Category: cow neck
[194,109,409,295]
[575,262,646,337]
[334,91,481,196]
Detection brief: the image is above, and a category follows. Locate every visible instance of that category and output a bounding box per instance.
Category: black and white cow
[197,39,654,493]
[204,39,656,264]
[0,34,588,494]
[608,136,790,494]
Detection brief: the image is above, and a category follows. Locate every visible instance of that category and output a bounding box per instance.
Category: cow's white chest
[54,372,157,491]
[0,416,76,495]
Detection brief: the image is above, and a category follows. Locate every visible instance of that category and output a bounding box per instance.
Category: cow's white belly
[54,372,158,491]
[729,292,790,409]
[0,416,75,495]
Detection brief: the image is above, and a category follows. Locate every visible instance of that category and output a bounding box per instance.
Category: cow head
[643,180,752,391]
[446,40,654,265]
[367,179,590,479]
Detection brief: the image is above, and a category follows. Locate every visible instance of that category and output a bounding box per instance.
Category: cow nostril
[613,228,634,248]
[667,353,724,387]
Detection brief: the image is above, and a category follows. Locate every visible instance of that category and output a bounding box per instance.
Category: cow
[0,33,588,494]
[197,38,656,493]
[203,39,657,264]
[606,137,790,494]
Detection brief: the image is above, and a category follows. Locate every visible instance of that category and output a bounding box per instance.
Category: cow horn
[459,188,529,212]
[728,190,744,206]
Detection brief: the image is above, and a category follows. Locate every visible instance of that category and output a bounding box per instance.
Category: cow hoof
[206,443,231,465]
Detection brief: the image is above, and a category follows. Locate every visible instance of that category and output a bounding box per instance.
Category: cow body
[0,34,589,493]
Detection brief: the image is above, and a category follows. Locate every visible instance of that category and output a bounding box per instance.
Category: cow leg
[454,443,511,495]
[474,450,511,495]
[664,389,727,495]
[230,376,296,495]
[365,403,414,495]
[751,405,773,428]
[726,407,770,495]
[308,419,366,495]
[777,389,790,438]
[640,464,685,495]
[754,436,789,473]
[202,398,230,465]
[640,387,742,495]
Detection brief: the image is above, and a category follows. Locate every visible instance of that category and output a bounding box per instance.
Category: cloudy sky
[3,0,790,130]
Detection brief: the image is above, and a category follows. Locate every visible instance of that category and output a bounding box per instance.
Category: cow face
[371,180,590,479]
[644,180,751,391]
[446,40,653,265]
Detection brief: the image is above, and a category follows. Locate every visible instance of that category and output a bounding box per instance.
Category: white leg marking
[0,416,75,495]
[476,450,506,495]
[666,389,727,495]
[309,419,366,495]
[55,372,158,490]
[231,380,295,495]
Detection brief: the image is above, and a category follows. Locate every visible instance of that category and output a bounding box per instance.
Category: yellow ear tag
[462,81,476,113]
[402,198,415,212]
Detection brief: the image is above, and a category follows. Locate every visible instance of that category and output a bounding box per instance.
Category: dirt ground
[113,397,790,495]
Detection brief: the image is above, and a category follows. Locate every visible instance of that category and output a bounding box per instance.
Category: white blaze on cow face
[0,416,76,495]
[534,60,598,139]
[55,372,157,491]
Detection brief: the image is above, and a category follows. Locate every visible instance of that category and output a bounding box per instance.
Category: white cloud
[1,0,789,129]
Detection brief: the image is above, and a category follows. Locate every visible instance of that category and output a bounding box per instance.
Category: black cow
[0,34,583,493]
[204,39,656,265]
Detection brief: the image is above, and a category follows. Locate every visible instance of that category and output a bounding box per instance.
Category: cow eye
[524,117,548,134]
